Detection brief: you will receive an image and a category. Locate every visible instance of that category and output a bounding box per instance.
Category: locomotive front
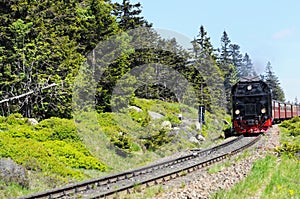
[231,78,272,134]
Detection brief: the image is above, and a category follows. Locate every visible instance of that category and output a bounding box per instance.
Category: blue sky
[115,0,300,102]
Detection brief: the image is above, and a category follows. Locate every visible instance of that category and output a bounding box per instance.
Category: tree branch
[0,83,57,104]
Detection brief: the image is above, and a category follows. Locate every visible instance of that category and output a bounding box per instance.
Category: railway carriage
[272,100,300,123]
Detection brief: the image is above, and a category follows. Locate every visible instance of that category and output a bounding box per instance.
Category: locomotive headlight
[235,109,240,115]
[261,108,266,114]
[247,85,252,90]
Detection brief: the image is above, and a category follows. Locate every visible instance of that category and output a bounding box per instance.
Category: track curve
[17,135,261,199]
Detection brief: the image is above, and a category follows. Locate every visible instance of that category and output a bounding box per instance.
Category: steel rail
[90,135,261,198]
[16,135,257,199]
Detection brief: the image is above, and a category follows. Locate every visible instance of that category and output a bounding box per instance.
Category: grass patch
[0,180,32,199]
[261,155,300,199]
[212,155,277,199]
[212,117,300,199]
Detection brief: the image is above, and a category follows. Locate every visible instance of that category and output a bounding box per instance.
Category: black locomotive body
[230,77,273,135]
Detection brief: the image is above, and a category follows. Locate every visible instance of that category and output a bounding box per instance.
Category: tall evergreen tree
[229,43,243,78]
[0,0,119,118]
[190,37,200,58]
[113,0,152,30]
[218,31,232,72]
[196,25,215,59]
[217,31,234,113]
[190,26,226,112]
[241,53,257,77]
[262,61,285,101]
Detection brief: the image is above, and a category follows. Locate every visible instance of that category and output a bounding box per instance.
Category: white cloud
[273,27,295,39]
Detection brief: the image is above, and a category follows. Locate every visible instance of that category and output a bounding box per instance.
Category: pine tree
[262,61,285,101]
[113,0,152,30]
[190,38,200,58]
[0,0,119,118]
[229,43,243,78]
[241,53,257,77]
[218,31,232,73]
[196,25,215,59]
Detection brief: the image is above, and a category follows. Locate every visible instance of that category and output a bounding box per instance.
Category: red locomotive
[226,77,300,137]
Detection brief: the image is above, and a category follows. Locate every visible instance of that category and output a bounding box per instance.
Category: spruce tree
[196,25,215,59]
[229,43,243,78]
[113,0,152,30]
[0,0,119,118]
[262,61,285,101]
[192,26,225,112]
[218,31,232,73]
[241,53,257,77]
[218,31,235,113]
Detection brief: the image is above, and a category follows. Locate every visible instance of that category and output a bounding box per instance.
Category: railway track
[17,135,261,199]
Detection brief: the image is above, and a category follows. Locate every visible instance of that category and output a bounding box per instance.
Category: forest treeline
[0,0,285,119]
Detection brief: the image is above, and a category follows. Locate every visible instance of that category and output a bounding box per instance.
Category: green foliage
[97,112,136,152]
[279,116,300,136]
[130,98,154,110]
[261,61,285,101]
[0,0,119,118]
[276,142,300,159]
[128,108,150,127]
[142,129,174,151]
[0,115,107,182]
[110,132,132,151]
[278,117,300,158]
[164,114,181,125]
[201,124,208,137]
[36,117,81,142]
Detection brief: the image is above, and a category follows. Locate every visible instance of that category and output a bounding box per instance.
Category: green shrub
[275,142,300,158]
[0,113,27,131]
[0,136,106,179]
[142,129,173,151]
[36,117,81,142]
[164,114,181,125]
[110,132,132,151]
[0,115,107,181]
[6,113,27,125]
[278,117,300,159]
[97,112,138,152]
[128,108,150,127]
[97,112,118,127]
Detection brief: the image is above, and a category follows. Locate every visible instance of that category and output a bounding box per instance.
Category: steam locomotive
[226,77,300,137]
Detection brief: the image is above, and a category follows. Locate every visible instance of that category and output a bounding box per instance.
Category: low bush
[0,115,107,181]
[141,128,174,151]
[36,117,81,142]
[97,113,137,152]
[278,117,300,158]
[275,142,300,158]
[128,108,150,127]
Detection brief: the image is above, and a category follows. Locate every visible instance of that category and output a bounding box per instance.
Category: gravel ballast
[151,126,281,199]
